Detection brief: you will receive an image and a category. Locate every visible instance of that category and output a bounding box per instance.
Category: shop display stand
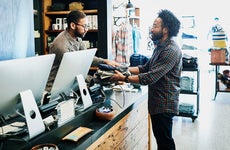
[177,16,200,122]
[178,68,200,122]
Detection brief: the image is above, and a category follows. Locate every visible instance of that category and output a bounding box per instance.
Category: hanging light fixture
[126,0,134,17]
[126,0,133,9]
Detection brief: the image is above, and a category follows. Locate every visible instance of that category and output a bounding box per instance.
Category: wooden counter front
[87,95,148,150]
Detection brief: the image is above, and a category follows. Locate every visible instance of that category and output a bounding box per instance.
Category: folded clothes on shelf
[179,103,195,114]
[182,32,197,39]
[181,44,197,50]
[179,102,195,114]
[180,76,194,92]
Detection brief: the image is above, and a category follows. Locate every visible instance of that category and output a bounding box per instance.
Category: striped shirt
[138,38,182,115]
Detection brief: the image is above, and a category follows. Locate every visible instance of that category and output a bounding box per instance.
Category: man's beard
[74,30,85,38]
[150,30,163,43]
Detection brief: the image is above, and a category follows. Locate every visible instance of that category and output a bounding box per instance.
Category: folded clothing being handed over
[94,64,131,84]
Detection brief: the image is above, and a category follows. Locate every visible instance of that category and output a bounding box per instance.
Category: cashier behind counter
[45,10,120,93]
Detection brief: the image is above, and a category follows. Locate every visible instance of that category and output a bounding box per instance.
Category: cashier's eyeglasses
[74,22,89,30]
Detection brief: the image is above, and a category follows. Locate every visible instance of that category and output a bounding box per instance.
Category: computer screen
[0,54,55,118]
[50,48,97,101]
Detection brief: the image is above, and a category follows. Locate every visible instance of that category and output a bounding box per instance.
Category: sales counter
[1,86,149,150]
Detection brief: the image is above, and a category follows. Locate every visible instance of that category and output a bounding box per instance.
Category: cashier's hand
[110,70,125,82]
[104,59,120,67]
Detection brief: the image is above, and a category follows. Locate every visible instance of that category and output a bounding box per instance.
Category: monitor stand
[20,89,45,139]
[76,74,93,111]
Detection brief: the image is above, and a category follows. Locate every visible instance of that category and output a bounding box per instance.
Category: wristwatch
[124,75,130,83]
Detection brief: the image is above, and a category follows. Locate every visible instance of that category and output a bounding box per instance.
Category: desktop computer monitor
[0,54,55,119]
[50,48,97,101]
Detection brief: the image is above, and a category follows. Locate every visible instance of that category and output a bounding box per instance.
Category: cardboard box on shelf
[211,49,226,64]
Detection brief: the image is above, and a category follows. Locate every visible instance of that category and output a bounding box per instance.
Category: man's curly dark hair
[158,9,181,38]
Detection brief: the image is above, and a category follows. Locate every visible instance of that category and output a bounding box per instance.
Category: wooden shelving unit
[45,9,97,15]
[41,0,112,59]
[42,0,99,54]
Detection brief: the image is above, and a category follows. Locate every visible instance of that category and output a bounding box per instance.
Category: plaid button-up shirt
[138,38,182,115]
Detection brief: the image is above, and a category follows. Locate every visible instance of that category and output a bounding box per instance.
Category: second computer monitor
[50,48,97,101]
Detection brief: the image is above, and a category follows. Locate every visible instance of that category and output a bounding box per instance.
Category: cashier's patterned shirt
[138,38,182,115]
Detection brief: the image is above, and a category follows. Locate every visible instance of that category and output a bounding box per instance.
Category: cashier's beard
[74,29,87,38]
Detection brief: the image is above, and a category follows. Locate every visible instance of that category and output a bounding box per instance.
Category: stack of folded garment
[181,44,197,50]
[94,64,131,85]
[179,102,195,114]
[180,76,194,92]
[181,33,198,50]
[182,32,197,39]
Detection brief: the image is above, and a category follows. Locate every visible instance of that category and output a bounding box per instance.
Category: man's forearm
[129,67,139,75]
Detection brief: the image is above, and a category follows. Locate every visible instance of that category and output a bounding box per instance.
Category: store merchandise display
[210,17,229,63]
